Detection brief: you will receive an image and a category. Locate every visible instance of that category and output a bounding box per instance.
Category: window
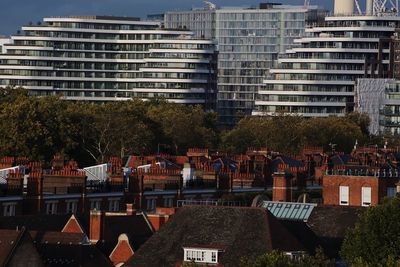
[211,251,217,262]
[146,198,156,211]
[362,187,372,207]
[185,250,204,261]
[108,198,120,212]
[184,248,219,264]
[387,187,397,198]
[90,199,101,210]
[339,186,349,206]
[163,197,174,208]
[66,200,78,214]
[3,202,16,216]
[45,201,58,215]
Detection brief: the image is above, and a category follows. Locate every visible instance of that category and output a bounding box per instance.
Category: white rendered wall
[356,78,393,135]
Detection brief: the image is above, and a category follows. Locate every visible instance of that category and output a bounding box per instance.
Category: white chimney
[366,0,373,15]
[334,0,355,15]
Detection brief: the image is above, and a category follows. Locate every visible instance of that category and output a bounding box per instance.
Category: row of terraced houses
[0,145,398,266]
[0,145,399,217]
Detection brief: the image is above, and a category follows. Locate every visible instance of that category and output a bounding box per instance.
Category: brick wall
[323,175,383,206]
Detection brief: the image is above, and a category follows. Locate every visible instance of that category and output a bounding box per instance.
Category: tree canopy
[220,114,369,154]
[0,87,218,165]
[340,197,400,267]
[0,86,384,166]
[240,250,334,267]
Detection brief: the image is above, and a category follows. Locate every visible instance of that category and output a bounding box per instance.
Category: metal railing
[177,199,248,207]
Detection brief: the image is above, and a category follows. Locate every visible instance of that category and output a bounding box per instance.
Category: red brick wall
[62,215,84,234]
[272,173,292,202]
[109,234,134,266]
[147,214,169,231]
[89,210,103,242]
[323,175,380,206]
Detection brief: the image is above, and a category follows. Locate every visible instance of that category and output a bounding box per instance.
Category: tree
[345,112,371,137]
[220,115,305,154]
[240,249,334,267]
[146,102,218,154]
[79,100,156,163]
[341,197,400,266]
[300,116,364,153]
[0,94,82,162]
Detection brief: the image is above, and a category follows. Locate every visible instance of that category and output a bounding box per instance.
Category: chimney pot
[126,203,135,215]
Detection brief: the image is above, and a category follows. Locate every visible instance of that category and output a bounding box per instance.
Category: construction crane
[354,0,399,15]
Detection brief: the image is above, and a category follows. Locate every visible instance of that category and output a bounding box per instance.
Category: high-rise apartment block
[254,0,400,118]
[165,3,323,125]
[0,16,217,108]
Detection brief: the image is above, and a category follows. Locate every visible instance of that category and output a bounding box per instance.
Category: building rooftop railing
[326,168,400,178]
[176,199,248,207]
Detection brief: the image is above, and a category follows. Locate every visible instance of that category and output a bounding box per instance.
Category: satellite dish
[297,193,311,203]
[251,194,270,207]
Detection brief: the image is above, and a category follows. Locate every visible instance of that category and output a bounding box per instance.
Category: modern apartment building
[165,4,216,39]
[380,81,400,134]
[165,3,323,125]
[0,37,11,53]
[254,0,400,117]
[0,16,217,108]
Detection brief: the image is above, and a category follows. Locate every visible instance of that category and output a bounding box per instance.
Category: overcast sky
[0,0,333,35]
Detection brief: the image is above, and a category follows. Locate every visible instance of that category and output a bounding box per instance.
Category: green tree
[147,102,218,154]
[300,116,364,153]
[345,112,371,137]
[341,197,400,266]
[0,94,83,162]
[220,115,305,154]
[240,249,334,267]
[79,100,156,163]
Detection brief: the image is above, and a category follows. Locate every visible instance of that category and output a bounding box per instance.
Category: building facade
[165,3,323,125]
[165,7,216,39]
[0,16,217,108]
[254,0,400,117]
[380,80,400,134]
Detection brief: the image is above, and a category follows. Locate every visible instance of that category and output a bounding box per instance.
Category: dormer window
[183,245,225,265]
[285,251,307,261]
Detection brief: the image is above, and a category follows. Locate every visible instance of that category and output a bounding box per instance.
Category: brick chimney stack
[126,203,135,215]
[89,210,104,244]
[272,172,293,202]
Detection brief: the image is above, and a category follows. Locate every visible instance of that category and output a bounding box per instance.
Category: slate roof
[37,243,114,267]
[271,155,305,172]
[258,202,365,258]
[0,214,88,232]
[126,206,305,267]
[0,229,22,266]
[30,231,88,245]
[280,220,321,255]
[212,158,238,172]
[306,205,365,258]
[330,154,353,166]
[96,214,154,256]
[0,228,44,267]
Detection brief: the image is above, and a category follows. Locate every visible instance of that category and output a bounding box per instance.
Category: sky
[0,0,333,36]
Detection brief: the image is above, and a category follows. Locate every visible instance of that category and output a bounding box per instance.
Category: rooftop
[126,206,305,266]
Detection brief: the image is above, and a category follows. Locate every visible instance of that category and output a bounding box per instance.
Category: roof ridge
[140,212,155,234]
[3,227,27,266]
